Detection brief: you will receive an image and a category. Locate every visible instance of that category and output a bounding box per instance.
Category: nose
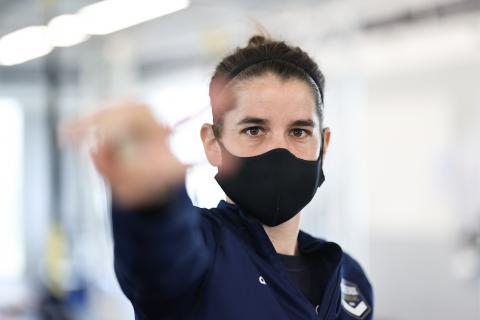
[268,132,290,151]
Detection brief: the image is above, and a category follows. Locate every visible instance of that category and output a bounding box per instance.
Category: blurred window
[0,98,24,280]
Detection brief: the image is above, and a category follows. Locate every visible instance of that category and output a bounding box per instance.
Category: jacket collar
[216,199,343,262]
[217,199,344,318]
[217,200,343,319]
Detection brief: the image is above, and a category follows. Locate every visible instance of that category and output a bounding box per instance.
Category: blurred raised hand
[60,101,187,208]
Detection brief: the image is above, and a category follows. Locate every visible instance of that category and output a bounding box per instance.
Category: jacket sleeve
[111,182,211,319]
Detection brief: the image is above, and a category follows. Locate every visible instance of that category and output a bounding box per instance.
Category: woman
[67,35,374,319]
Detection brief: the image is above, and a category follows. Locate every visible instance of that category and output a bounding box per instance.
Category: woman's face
[219,73,322,161]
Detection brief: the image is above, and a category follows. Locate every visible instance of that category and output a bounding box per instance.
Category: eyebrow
[236,117,269,126]
[289,119,316,128]
[236,117,316,128]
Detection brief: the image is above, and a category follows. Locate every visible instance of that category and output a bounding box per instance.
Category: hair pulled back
[210,35,325,137]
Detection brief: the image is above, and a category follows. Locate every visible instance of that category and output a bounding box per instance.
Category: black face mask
[214,139,325,227]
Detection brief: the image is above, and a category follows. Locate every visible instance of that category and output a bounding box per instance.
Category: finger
[90,141,117,178]
[59,102,136,144]
[58,110,107,146]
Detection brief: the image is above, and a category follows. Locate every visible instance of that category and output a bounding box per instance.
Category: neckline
[277,252,311,271]
[216,198,343,319]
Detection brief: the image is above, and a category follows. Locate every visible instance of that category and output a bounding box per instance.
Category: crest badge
[340,279,371,319]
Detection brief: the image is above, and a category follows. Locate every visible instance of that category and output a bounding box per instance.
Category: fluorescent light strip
[0,0,190,66]
[47,14,90,47]
[78,0,190,35]
[0,26,53,66]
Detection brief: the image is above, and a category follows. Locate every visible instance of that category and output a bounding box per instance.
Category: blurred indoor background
[0,0,479,319]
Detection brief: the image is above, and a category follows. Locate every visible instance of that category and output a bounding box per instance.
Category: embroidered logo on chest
[340,279,371,319]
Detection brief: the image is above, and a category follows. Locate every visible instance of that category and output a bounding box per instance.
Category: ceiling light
[0,26,53,66]
[47,14,89,47]
[78,0,190,35]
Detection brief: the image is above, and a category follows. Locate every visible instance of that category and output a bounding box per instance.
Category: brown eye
[290,128,309,138]
[243,127,263,136]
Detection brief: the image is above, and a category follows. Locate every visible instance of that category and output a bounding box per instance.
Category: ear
[322,127,331,159]
[200,123,222,167]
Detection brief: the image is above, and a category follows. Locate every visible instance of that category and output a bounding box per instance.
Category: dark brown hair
[209,35,326,138]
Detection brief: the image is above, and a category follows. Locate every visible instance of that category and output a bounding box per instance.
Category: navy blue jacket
[112,183,374,320]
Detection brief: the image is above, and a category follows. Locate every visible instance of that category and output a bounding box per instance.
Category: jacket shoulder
[341,252,372,288]
[197,206,225,231]
[195,205,233,253]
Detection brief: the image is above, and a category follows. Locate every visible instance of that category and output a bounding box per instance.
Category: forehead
[228,73,317,122]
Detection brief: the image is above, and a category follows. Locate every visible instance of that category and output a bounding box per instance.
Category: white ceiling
[0,0,478,78]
